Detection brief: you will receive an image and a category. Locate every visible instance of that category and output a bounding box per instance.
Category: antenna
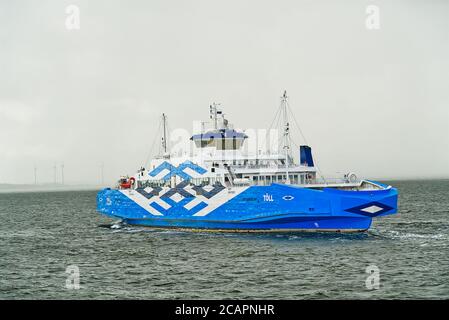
[61,163,65,185]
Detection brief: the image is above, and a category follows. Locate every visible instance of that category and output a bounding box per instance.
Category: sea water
[0,180,448,299]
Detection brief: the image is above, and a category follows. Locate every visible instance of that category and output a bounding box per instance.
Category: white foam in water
[400,233,446,240]
[381,230,447,241]
[110,219,125,229]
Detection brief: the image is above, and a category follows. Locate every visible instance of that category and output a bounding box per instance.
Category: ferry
[97,92,398,232]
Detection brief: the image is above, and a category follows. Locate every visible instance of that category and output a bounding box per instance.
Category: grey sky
[0,0,448,185]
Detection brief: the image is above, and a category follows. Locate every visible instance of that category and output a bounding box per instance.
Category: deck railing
[313,177,360,185]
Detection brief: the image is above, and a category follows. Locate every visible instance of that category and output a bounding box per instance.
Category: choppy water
[0,180,448,299]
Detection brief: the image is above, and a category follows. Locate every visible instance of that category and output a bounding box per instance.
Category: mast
[210,103,222,130]
[162,113,167,154]
[213,104,217,130]
[281,91,291,184]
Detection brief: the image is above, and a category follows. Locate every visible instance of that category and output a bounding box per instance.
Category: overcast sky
[0,0,448,185]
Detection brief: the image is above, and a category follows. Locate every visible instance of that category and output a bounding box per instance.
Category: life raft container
[119,177,135,189]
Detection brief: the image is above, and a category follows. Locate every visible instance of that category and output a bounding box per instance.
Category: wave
[369,229,448,241]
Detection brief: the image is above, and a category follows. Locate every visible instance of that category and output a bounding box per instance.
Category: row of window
[194,138,245,150]
[210,159,286,169]
[137,172,315,189]
[243,173,314,186]
[137,177,224,189]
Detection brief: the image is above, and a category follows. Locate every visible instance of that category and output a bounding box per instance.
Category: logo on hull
[345,201,393,217]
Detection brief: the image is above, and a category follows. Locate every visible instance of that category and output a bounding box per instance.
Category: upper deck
[123,93,370,191]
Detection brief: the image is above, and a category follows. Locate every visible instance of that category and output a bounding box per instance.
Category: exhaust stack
[300,145,314,167]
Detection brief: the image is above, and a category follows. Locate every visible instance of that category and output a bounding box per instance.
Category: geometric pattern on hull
[148,160,207,181]
[134,180,227,216]
[344,201,394,217]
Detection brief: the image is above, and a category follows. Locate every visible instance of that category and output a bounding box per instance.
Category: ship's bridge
[190,103,247,151]
[190,129,247,150]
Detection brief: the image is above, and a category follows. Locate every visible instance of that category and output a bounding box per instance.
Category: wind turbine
[53,163,57,185]
[34,165,38,185]
[61,163,65,185]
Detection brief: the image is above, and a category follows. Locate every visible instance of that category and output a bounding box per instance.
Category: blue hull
[119,216,373,232]
[96,182,398,232]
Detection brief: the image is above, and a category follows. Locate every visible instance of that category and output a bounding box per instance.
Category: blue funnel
[300,146,314,167]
